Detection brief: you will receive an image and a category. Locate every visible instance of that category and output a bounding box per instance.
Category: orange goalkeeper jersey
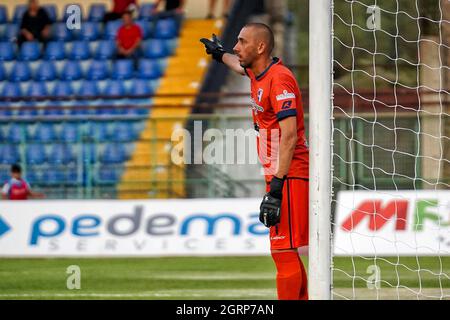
[245,57,309,182]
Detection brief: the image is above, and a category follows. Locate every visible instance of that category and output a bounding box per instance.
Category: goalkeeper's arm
[200,34,246,76]
[222,53,246,76]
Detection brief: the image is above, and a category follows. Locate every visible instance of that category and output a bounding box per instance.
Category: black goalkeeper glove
[259,176,286,228]
[200,33,226,63]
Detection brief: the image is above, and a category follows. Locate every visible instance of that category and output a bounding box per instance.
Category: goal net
[331,0,449,299]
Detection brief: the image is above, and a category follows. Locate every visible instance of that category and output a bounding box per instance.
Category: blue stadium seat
[43,4,57,22]
[98,165,121,184]
[0,102,12,117]
[44,41,65,60]
[82,143,96,163]
[3,24,18,42]
[139,3,156,21]
[60,123,79,142]
[66,167,80,185]
[68,41,90,60]
[85,122,109,141]
[13,5,27,23]
[143,39,169,59]
[0,144,20,164]
[31,123,56,142]
[48,143,75,165]
[43,103,65,117]
[42,169,65,185]
[52,81,74,97]
[138,59,162,79]
[26,144,47,165]
[0,170,10,183]
[78,80,100,96]
[61,61,82,80]
[52,23,72,41]
[18,103,39,118]
[88,4,106,22]
[103,80,126,96]
[0,42,15,61]
[111,59,133,79]
[94,40,115,59]
[18,41,41,61]
[135,20,151,39]
[6,124,24,143]
[35,60,57,80]
[105,20,122,39]
[111,122,137,142]
[100,143,127,164]
[25,169,40,184]
[86,60,109,80]
[1,82,22,97]
[27,81,48,97]
[78,22,100,41]
[70,105,90,116]
[9,61,31,81]
[154,18,177,39]
[0,62,6,80]
[0,5,7,24]
[129,78,153,96]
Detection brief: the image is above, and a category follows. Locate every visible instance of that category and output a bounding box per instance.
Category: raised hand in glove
[200,33,226,63]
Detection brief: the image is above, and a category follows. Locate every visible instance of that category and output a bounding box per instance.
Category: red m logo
[341,200,409,231]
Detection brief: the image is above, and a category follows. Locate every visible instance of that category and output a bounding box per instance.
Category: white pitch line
[0,289,277,299]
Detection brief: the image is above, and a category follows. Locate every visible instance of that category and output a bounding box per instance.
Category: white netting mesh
[331,0,449,299]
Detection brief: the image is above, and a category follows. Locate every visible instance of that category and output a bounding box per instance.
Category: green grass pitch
[0,256,448,300]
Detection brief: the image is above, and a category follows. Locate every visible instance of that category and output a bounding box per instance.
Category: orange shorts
[267,178,309,250]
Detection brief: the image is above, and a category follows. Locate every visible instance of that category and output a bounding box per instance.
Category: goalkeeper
[200,23,309,300]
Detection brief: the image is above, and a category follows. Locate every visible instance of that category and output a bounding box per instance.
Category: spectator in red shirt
[116,11,142,68]
[103,0,138,24]
[1,164,44,200]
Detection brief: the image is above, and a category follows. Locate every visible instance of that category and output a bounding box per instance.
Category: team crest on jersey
[276,90,296,101]
[257,88,264,102]
[250,98,264,113]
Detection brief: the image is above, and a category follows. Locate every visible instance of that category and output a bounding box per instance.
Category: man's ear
[257,41,266,55]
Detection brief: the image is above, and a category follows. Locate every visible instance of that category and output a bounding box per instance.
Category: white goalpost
[309,0,449,300]
[308,0,333,300]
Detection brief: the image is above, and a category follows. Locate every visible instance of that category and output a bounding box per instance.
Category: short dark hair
[11,164,22,173]
[244,22,275,54]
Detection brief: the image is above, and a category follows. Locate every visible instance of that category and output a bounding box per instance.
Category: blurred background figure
[1,164,45,200]
[18,0,52,47]
[116,10,142,68]
[103,0,138,24]
[152,0,185,30]
[206,0,231,19]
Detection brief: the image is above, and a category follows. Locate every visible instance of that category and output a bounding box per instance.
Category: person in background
[116,10,142,69]
[206,0,231,19]
[152,0,185,30]
[103,0,138,24]
[18,0,52,47]
[2,164,45,200]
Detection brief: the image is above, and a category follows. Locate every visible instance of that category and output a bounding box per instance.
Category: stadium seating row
[0,3,160,24]
[0,164,124,185]
[0,19,178,42]
[0,121,143,143]
[0,142,133,165]
[0,39,173,61]
[0,59,163,81]
[0,79,157,102]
